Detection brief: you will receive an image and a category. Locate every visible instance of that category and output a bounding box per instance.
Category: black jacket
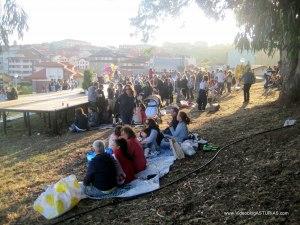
[118,93,135,115]
[84,153,118,191]
[75,114,89,130]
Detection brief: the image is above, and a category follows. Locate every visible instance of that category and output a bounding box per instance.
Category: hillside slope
[57,84,300,225]
[0,84,299,225]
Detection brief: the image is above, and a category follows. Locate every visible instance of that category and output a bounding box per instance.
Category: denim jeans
[84,185,116,198]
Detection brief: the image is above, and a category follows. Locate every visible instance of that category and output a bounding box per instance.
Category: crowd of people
[67,65,262,196]
[71,68,244,131]
[83,108,191,197]
[48,79,78,92]
[68,66,257,132]
[0,87,18,101]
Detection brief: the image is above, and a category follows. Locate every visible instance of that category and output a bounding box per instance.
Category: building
[0,46,46,78]
[77,58,89,70]
[88,50,116,74]
[227,49,255,68]
[119,57,149,75]
[26,62,82,93]
[88,49,128,74]
[149,56,188,72]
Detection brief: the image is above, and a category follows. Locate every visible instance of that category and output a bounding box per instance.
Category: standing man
[216,69,225,95]
[241,67,255,103]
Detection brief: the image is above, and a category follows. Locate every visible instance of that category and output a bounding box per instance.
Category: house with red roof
[26,61,82,93]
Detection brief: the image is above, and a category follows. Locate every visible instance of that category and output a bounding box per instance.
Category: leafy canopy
[0,0,28,46]
[131,0,300,58]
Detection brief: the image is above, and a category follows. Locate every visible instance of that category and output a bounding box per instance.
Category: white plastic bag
[181,141,196,156]
[33,175,84,219]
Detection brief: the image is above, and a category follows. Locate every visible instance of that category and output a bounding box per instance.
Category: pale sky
[16,0,238,47]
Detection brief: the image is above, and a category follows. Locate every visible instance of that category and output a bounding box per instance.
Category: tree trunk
[279,48,300,104]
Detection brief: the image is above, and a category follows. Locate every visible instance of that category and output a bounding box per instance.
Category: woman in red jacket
[114,138,135,184]
[121,126,146,173]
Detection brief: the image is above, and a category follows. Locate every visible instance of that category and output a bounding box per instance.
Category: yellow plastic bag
[33,175,83,219]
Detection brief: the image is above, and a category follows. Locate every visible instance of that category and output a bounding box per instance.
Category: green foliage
[131,0,300,60]
[0,0,28,46]
[17,83,32,95]
[82,70,94,90]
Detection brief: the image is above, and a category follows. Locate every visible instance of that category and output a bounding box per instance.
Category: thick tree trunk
[279,48,300,104]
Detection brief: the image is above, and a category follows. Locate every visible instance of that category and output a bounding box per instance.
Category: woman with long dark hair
[117,85,136,124]
[113,138,135,184]
[161,111,190,148]
[69,107,89,132]
[121,126,146,173]
[140,118,162,157]
[169,111,190,142]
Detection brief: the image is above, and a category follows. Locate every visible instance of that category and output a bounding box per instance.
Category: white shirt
[199,81,208,90]
[216,72,225,83]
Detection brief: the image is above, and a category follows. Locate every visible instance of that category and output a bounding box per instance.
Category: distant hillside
[46,39,92,50]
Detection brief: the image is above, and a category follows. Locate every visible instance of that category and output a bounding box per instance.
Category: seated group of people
[69,106,112,132]
[83,107,191,197]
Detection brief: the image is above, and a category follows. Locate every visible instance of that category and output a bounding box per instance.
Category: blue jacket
[170,121,189,142]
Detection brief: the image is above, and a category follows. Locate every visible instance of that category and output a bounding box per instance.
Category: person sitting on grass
[121,126,146,173]
[164,107,179,135]
[87,107,99,128]
[84,140,118,197]
[108,125,122,148]
[69,107,89,132]
[113,138,135,184]
[140,118,162,157]
[161,111,190,148]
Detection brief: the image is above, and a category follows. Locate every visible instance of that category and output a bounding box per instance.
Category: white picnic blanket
[85,149,176,199]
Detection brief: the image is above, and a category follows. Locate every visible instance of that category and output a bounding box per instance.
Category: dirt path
[1,83,299,225]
